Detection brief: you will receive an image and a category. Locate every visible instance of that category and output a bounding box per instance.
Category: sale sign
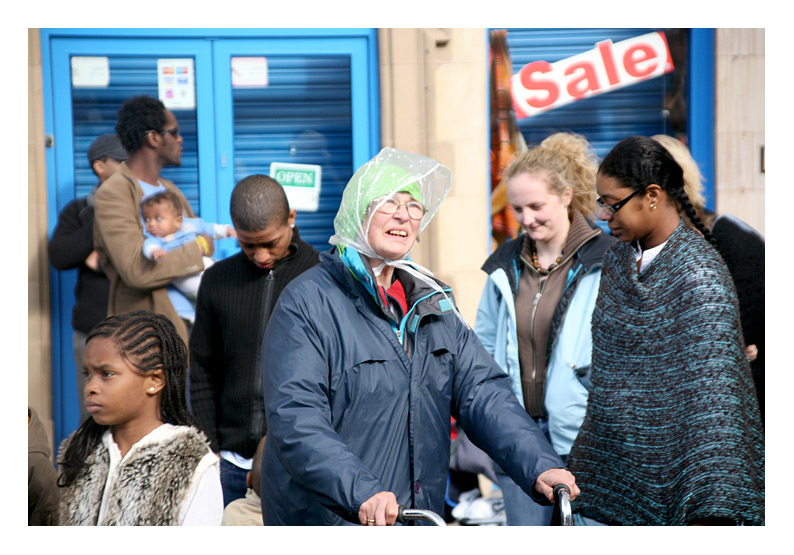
[510,31,674,119]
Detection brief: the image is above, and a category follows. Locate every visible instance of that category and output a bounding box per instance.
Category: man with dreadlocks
[57,311,223,525]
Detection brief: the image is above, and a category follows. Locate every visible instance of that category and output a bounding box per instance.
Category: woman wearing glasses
[474,132,613,525]
[566,136,764,525]
[259,147,579,525]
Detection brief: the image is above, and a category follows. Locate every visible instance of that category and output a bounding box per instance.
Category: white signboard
[232,57,269,88]
[270,162,322,212]
[511,31,675,119]
[157,58,196,110]
[71,57,110,88]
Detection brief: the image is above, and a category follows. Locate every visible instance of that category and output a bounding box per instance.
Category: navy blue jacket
[260,248,565,525]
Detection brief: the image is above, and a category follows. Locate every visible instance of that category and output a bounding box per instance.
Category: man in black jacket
[189,174,319,507]
[48,134,127,422]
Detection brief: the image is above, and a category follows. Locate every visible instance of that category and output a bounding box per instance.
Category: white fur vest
[59,426,211,525]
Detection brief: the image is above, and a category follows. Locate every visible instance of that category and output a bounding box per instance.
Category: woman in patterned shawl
[567,136,764,526]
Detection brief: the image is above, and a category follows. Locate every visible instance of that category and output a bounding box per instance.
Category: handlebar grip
[396,505,447,526]
[551,483,573,526]
[553,483,571,498]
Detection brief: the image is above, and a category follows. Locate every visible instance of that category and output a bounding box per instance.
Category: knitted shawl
[567,222,764,525]
[58,426,211,525]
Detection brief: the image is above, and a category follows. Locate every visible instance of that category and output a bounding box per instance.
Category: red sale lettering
[623,43,658,78]
[597,40,621,86]
[510,31,674,118]
[564,61,600,98]
[519,60,559,109]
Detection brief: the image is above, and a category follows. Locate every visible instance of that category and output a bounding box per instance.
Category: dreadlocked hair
[57,311,198,487]
[599,136,719,250]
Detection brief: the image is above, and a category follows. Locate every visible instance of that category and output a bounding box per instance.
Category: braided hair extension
[58,311,197,487]
[599,136,719,250]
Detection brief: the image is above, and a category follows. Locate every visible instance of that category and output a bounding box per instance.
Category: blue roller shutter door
[70,56,201,211]
[231,55,353,251]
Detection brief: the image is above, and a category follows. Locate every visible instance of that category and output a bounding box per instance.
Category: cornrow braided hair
[598,136,720,251]
[58,311,198,487]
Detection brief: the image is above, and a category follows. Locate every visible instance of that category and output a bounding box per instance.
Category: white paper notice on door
[231,57,269,88]
[71,57,110,88]
[157,58,196,110]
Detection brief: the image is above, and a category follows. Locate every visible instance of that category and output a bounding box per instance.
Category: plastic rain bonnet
[329,147,452,268]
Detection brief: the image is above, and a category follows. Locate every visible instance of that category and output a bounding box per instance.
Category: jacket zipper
[252,270,275,445]
[522,241,588,417]
[527,274,548,417]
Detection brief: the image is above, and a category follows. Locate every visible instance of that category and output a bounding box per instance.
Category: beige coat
[93,162,205,343]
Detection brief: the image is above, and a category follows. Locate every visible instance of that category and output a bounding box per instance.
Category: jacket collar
[323,247,456,322]
[482,214,614,287]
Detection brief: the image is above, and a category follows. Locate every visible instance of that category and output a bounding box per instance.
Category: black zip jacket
[188,227,319,458]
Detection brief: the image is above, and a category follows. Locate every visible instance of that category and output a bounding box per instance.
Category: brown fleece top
[515,211,600,418]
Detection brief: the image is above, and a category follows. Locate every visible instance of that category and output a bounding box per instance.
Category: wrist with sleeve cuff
[195,235,210,256]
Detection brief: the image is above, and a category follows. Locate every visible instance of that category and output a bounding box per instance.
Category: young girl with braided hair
[566,136,764,525]
[57,310,223,525]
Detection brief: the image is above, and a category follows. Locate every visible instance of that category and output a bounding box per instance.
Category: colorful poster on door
[157,58,196,110]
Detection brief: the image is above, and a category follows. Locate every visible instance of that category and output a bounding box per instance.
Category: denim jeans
[220,458,249,507]
[492,417,555,526]
[574,513,608,526]
[494,465,554,525]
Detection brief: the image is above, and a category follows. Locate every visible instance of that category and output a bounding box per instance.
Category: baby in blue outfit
[141,191,236,305]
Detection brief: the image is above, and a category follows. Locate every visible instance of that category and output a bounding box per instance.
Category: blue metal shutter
[70,55,201,213]
[231,55,353,251]
[504,28,673,159]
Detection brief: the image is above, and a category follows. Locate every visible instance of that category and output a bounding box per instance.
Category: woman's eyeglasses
[596,189,642,215]
[374,197,426,220]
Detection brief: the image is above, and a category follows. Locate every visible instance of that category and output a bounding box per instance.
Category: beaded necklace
[528,239,564,275]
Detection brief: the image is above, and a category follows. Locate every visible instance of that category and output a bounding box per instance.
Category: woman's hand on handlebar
[359,491,400,526]
[534,468,580,502]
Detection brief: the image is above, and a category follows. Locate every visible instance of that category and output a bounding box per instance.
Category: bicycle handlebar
[396,505,447,526]
[551,483,573,526]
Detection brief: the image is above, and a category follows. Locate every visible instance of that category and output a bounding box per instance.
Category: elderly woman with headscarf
[259,148,578,526]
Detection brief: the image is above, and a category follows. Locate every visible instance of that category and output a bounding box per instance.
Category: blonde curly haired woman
[475,132,614,525]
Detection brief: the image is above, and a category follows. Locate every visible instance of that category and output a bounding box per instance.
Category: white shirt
[97,424,223,525]
[220,450,253,470]
[635,239,668,273]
